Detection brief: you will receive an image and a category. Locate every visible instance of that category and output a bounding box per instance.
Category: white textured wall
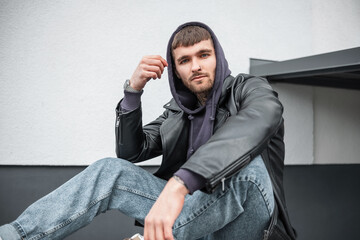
[272,84,315,165]
[314,87,360,164]
[0,0,359,165]
[310,0,360,164]
[311,0,360,54]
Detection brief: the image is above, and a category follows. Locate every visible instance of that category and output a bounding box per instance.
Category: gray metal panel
[250,47,360,90]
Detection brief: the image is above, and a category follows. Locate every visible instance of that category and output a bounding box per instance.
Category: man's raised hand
[129,55,168,91]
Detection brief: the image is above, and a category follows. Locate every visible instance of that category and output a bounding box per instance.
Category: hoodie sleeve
[174,169,206,194]
[120,89,143,112]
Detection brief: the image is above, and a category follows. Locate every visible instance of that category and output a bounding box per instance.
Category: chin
[192,87,212,94]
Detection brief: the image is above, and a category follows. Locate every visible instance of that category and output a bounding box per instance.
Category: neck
[196,91,210,106]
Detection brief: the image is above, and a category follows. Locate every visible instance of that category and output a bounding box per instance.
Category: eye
[179,59,189,65]
[200,53,210,58]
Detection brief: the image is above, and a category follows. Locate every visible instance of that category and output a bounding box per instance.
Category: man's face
[173,39,216,95]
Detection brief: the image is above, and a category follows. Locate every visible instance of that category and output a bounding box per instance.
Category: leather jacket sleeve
[181,76,284,192]
[115,102,165,163]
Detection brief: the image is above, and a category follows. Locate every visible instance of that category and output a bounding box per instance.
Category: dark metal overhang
[249,47,360,90]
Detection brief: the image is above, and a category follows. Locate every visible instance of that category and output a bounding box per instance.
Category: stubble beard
[188,77,214,106]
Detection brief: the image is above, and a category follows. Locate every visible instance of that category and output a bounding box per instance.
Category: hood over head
[166,22,231,157]
[167,21,231,115]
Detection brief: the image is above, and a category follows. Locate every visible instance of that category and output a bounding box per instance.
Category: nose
[191,59,201,72]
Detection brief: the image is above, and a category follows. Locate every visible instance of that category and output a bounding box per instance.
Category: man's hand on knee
[144,177,189,240]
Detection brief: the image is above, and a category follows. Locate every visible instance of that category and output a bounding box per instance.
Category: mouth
[191,74,207,81]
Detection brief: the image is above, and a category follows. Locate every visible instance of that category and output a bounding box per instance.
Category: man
[0,22,296,240]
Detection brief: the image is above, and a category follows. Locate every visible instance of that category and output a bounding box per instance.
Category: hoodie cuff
[174,169,206,194]
[120,90,143,112]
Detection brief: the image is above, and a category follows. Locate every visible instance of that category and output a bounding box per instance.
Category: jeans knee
[91,157,128,171]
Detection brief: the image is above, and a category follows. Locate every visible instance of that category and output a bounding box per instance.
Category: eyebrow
[176,48,213,63]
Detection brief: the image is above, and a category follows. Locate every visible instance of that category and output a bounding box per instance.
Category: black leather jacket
[115,74,296,239]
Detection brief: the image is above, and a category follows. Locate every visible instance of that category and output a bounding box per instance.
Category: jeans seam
[11,221,27,240]
[28,190,113,240]
[236,176,273,216]
[114,185,158,201]
[173,188,229,230]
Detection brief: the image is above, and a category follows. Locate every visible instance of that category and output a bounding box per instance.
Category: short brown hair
[171,26,212,51]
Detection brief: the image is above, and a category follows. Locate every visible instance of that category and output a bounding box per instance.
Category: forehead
[173,39,215,59]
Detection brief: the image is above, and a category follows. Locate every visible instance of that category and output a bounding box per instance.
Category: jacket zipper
[263,230,270,240]
[115,112,123,145]
[221,177,226,191]
[262,148,281,239]
[214,111,230,133]
[263,191,279,240]
[208,155,251,192]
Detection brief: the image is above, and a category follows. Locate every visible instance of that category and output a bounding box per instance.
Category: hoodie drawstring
[209,89,216,136]
[188,114,195,156]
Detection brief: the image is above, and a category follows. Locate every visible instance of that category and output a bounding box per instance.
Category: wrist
[130,83,143,92]
[124,79,142,92]
[174,169,206,194]
[171,177,189,196]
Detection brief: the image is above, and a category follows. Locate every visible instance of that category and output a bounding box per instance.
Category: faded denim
[0,155,274,240]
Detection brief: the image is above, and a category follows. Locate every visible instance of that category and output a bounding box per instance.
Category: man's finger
[143,65,163,79]
[164,223,174,240]
[143,71,158,81]
[142,58,166,73]
[159,57,168,67]
[155,222,165,240]
[146,55,168,67]
[144,219,155,240]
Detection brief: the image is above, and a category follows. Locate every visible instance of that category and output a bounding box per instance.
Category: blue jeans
[0,155,274,240]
